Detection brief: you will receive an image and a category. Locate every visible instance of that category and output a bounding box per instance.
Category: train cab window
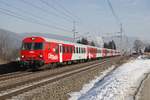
[22,42,43,50]
[34,43,43,50]
[22,42,32,50]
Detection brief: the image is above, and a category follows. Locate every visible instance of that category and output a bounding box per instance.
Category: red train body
[20,36,120,67]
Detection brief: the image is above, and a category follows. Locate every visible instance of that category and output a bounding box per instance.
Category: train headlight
[21,55,25,58]
[39,54,43,58]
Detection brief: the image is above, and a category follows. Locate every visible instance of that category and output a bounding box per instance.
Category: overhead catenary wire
[106,0,121,25]
[20,0,73,23]
[0,7,71,32]
[41,0,82,41]
[106,0,123,51]
[106,0,123,34]
[0,0,70,30]
[39,0,76,22]
[53,0,81,22]
[39,0,81,39]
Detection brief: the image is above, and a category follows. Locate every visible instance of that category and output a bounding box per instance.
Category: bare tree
[133,39,144,53]
[0,30,21,61]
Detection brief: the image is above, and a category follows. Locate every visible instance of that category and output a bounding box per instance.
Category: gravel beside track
[0,59,104,90]
[0,58,111,99]
[9,56,130,100]
[0,72,33,81]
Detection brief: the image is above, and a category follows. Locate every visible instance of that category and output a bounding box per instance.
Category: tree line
[103,40,116,49]
[144,45,150,52]
[77,37,117,49]
[77,38,95,46]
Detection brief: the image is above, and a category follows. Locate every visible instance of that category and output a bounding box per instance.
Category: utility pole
[120,23,123,42]
[120,23,123,54]
[72,21,76,42]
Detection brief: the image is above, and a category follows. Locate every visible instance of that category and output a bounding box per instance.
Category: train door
[59,44,63,63]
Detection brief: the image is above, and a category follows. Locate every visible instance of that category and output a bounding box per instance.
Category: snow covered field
[69,56,150,100]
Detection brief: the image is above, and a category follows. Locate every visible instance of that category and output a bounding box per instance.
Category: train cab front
[20,37,45,68]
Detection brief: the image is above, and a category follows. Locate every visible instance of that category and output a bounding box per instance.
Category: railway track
[0,59,102,82]
[0,57,115,100]
[0,71,33,81]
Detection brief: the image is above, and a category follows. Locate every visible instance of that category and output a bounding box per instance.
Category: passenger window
[74,47,75,53]
[84,48,86,53]
[80,48,81,53]
[82,48,84,53]
[63,46,65,53]
[67,47,69,53]
[55,46,59,54]
[76,47,78,53]
[79,48,81,53]
[48,44,50,50]
[70,47,72,53]
[65,47,68,53]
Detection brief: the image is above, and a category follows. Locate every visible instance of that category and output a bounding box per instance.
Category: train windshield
[22,42,43,50]
[22,43,32,50]
[34,43,43,50]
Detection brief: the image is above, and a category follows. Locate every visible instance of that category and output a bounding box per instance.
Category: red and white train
[20,36,120,68]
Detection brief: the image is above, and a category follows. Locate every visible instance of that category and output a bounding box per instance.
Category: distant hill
[0,28,22,47]
[0,28,22,61]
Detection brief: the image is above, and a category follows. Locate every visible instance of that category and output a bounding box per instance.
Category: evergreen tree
[104,42,108,48]
[77,37,89,45]
[90,41,95,46]
[103,40,116,49]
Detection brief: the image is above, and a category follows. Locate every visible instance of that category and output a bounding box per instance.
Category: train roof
[43,37,104,49]
[23,36,119,51]
[23,36,101,49]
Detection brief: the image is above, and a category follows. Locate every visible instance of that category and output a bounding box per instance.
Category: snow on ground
[69,57,150,100]
[69,66,115,100]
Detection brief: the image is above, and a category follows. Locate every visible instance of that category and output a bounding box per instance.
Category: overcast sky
[0,0,150,40]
